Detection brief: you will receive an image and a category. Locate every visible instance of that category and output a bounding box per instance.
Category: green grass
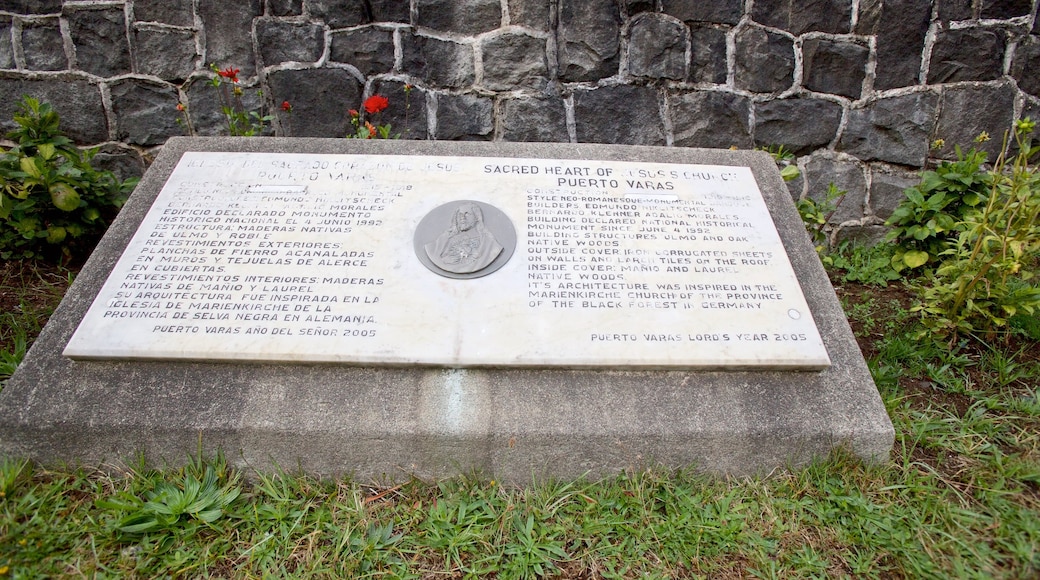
[1,263,1038,578]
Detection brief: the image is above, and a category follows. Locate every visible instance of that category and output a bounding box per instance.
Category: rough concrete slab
[0,138,894,482]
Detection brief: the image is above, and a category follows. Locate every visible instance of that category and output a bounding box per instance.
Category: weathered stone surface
[182,78,269,137]
[0,0,61,14]
[671,91,752,149]
[0,17,13,69]
[1010,35,1040,98]
[834,224,888,246]
[804,154,867,224]
[661,0,741,25]
[21,19,66,71]
[938,0,973,21]
[628,14,687,80]
[402,34,475,89]
[109,79,181,146]
[330,27,395,77]
[927,28,1005,83]
[868,0,931,90]
[754,98,842,155]
[199,0,261,78]
[266,68,362,137]
[369,0,410,22]
[435,93,493,140]
[481,31,548,91]
[558,0,621,82]
[256,19,324,65]
[573,85,665,146]
[802,38,868,99]
[133,27,197,82]
[509,0,550,31]
[501,97,568,142]
[838,92,938,167]
[134,0,194,26]
[66,6,132,77]
[416,0,501,34]
[0,76,108,143]
[980,0,1033,18]
[268,0,303,16]
[91,143,147,182]
[624,0,654,14]
[305,0,367,28]
[371,80,427,139]
[868,166,918,220]
[934,83,1015,160]
[751,0,853,34]
[734,26,795,94]
[689,24,727,84]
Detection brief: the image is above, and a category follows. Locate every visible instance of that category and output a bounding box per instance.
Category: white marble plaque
[64,152,830,369]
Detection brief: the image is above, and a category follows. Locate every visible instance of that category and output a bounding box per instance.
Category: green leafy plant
[886,142,991,272]
[797,183,846,252]
[760,145,801,182]
[0,97,135,261]
[913,119,1040,340]
[207,64,274,137]
[825,242,901,287]
[99,462,241,541]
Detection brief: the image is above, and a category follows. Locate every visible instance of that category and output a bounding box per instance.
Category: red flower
[217,66,240,83]
[176,103,186,112]
[349,109,359,118]
[365,121,376,138]
[363,94,389,114]
[281,101,292,112]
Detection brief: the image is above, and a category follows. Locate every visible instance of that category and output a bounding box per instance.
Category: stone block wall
[1,0,1038,242]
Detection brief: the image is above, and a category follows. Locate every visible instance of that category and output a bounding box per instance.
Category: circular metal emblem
[413,200,516,279]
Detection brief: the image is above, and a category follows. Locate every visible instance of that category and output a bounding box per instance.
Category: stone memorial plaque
[64,151,830,369]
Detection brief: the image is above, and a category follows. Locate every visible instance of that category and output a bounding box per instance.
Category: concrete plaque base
[0,138,894,481]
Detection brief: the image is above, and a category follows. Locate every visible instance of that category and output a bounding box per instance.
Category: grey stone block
[671,90,752,149]
[90,143,147,182]
[689,24,727,85]
[869,0,931,90]
[938,0,974,21]
[868,166,918,220]
[266,68,362,137]
[0,17,12,69]
[751,0,853,34]
[435,93,493,140]
[109,79,182,146]
[0,138,893,482]
[927,28,1006,84]
[574,85,665,146]
[662,0,742,25]
[66,6,132,77]
[416,0,502,34]
[934,83,1016,161]
[838,92,938,167]
[256,19,325,65]
[268,0,303,16]
[199,0,261,79]
[558,0,621,82]
[0,0,61,14]
[371,80,427,140]
[1011,35,1040,99]
[183,77,269,137]
[330,27,395,77]
[134,0,194,26]
[735,26,795,94]
[500,97,568,142]
[980,0,1033,18]
[20,18,66,71]
[628,14,687,81]
[133,27,198,82]
[0,75,108,144]
[305,0,367,28]
[508,0,550,31]
[480,31,548,91]
[804,154,867,224]
[754,98,842,155]
[802,38,868,99]
[369,0,411,23]
[834,224,888,246]
[402,34,475,89]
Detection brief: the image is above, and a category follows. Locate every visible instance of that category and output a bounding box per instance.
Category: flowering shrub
[177,64,275,137]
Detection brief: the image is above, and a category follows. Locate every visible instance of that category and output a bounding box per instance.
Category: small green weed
[826,243,901,286]
[797,183,846,251]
